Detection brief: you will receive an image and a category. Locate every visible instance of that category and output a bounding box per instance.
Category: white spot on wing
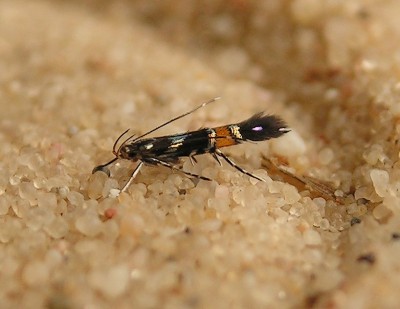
[170,142,183,148]
[208,129,217,147]
[170,136,186,148]
[230,125,243,139]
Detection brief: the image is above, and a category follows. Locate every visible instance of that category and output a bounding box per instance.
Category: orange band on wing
[213,126,239,148]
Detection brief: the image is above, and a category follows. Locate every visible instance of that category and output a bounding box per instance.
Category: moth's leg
[189,155,198,166]
[215,149,265,182]
[146,157,211,181]
[121,161,144,192]
[211,153,222,166]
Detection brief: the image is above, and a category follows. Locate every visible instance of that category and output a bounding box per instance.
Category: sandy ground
[1,0,400,308]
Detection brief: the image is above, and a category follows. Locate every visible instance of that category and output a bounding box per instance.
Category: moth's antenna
[112,129,131,156]
[131,97,220,142]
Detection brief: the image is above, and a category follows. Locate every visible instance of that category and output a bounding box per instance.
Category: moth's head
[92,129,137,176]
[117,143,140,161]
[110,128,139,161]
